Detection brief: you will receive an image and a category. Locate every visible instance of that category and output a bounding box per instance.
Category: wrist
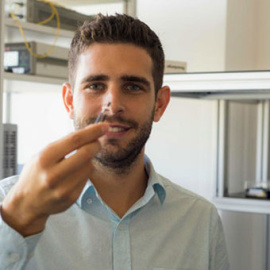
[1,195,48,237]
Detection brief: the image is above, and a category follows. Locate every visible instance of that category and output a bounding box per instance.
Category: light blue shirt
[0,156,229,270]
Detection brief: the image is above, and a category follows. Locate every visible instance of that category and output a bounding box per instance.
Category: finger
[38,163,93,215]
[41,123,108,166]
[57,162,94,203]
[50,139,101,183]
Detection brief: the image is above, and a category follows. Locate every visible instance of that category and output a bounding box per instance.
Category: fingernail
[101,123,109,132]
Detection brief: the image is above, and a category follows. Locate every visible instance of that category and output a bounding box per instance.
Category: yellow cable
[9,0,61,59]
[38,5,55,26]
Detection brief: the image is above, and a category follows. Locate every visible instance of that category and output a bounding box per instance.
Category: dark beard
[73,109,154,174]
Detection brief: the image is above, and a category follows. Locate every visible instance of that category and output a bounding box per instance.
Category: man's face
[65,43,160,171]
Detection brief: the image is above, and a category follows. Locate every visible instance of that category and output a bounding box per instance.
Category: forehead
[75,43,154,83]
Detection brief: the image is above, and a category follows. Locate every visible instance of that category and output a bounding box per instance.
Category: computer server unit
[3,124,17,178]
[6,0,93,31]
[4,41,69,78]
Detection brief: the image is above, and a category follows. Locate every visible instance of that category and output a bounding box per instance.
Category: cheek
[135,102,156,124]
[73,93,96,116]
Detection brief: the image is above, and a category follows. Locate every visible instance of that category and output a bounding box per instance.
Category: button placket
[112,218,131,270]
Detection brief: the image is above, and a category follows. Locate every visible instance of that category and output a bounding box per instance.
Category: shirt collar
[77,180,94,208]
[144,155,166,205]
[76,155,166,208]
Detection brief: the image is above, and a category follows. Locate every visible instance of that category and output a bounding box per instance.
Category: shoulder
[0,175,19,201]
[158,175,224,237]
[145,155,214,211]
[159,174,216,213]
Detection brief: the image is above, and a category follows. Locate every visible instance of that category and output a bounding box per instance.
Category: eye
[124,83,143,93]
[85,83,105,92]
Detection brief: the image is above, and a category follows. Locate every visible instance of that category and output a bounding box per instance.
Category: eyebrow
[81,74,109,84]
[121,75,151,90]
[80,74,151,89]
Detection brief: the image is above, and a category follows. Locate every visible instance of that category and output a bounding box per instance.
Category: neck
[90,152,148,218]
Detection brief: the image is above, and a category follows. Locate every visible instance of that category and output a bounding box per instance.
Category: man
[0,14,229,270]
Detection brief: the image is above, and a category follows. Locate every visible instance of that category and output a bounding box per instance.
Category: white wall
[225,0,257,70]
[6,81,72,165]
[256,0,270,69]
[137,0,227,73]
[71,0,227,73]
[225,0,270,70]
[137,0,226,199]
[146,97,218,200]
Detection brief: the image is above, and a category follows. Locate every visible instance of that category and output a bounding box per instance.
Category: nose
[103,87,124,116]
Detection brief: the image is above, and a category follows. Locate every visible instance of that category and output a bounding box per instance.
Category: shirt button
[118,224,125,230]
[87,198,93,204]
[9,253,20,263]
[27,251,34,259]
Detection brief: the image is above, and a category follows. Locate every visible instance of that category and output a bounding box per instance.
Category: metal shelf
[4,17,74,38]
[4,72,66,87]
[213,197,270,214]
[165,71,270,99]
[53,0,123,5]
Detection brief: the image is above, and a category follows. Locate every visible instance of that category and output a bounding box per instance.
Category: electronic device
[4,41,69,79]
[245,182,270,199]
[6,0,92,31]
[3,124,17,178]
[164,60,187,74]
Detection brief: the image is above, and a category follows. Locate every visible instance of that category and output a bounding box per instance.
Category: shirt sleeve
[209,206,230,270]
[0,206,42,270]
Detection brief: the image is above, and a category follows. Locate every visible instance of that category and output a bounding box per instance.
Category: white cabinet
[164,71,270,214]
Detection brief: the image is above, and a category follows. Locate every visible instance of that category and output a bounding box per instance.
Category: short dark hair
[68,13,164,95]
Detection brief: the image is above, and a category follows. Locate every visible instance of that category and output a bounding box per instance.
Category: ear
[153,85,170,122]
[62,82,74,119]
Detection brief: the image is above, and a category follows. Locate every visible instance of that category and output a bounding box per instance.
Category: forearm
[0,205,42,270]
